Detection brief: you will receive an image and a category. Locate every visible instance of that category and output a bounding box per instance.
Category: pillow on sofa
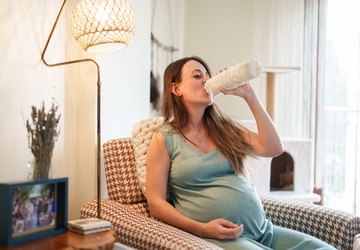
[131,117,163,197]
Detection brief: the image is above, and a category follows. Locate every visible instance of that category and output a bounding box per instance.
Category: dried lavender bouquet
[26,101,61,179]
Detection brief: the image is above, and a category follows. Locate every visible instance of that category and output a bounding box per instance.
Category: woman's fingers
[223,224,244,239]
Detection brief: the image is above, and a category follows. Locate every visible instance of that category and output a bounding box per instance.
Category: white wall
[98,0,151,197]
[0,0,76,202]
[183,0,305,138]
[0,0,151,220]
[150,0,184,116]
[0,0,307,221]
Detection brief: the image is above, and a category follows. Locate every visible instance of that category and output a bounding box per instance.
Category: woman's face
[175,60,213,107]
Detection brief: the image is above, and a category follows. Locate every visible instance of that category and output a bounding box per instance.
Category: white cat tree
[262,66,301,122]
[247,66,321,203]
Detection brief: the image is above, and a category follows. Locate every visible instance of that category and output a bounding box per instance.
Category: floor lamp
[41,0,136,219]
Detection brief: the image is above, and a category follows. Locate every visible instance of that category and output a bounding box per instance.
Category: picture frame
[0,177,68,246]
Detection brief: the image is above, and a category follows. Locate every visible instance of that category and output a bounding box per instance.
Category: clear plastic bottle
[205,58,263,97]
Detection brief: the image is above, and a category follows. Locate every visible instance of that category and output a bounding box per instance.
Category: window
[316,0,360,215]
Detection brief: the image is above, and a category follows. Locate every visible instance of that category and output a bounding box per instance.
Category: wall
[0,0,151,220]
[0,0,76,204]
[183,0,305,138]
[97,0,151,197]
[150,0,184,116]
[0,0,307,221]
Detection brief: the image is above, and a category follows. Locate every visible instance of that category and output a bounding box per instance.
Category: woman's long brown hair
[161,56,255,178]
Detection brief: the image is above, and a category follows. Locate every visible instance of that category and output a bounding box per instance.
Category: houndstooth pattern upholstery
[80,199,221,249]
[260,194,360,250]
[81,137,221,250]
[103,137,145,204]
[80,137,360,250]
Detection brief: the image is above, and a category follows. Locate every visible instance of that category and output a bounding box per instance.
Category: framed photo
[0,177,68,246]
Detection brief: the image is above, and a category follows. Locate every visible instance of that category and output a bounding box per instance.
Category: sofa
[80,136,360,249]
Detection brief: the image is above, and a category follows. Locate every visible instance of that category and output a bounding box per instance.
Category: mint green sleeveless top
[159,125,273,246]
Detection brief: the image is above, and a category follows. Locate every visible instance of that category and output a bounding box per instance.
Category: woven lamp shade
[71,0,136,53]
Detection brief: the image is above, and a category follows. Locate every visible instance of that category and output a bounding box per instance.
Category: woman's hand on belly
[200,219,244,240]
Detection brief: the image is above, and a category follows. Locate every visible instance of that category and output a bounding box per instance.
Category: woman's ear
[171,83,182,96]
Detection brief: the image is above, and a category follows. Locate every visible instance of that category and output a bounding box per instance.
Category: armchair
[80,125,359,249]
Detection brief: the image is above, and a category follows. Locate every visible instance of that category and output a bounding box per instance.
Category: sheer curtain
[253,0,305,138]
[312,0,360,215]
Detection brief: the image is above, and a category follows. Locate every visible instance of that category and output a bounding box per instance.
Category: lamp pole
[41,0,102,219]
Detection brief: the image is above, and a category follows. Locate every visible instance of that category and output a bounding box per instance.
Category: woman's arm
[146,131,243,239]
[221,82,283,157]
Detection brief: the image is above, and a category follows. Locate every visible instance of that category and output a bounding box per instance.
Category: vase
[27,161,52,180]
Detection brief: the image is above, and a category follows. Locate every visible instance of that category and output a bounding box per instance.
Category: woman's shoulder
[158,123,177,135]
[157,124,182,146]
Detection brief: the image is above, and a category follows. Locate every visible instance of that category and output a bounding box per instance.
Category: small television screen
[12,183,57,237]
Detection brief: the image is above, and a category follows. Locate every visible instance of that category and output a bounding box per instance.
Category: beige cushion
[131,117,163,197]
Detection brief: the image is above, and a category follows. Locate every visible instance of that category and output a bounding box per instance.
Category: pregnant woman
[146,56,335,249]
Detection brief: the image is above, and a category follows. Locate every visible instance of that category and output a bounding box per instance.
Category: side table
[0,229,116,250]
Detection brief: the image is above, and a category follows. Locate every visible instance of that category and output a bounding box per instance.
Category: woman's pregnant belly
[172,174,270,239]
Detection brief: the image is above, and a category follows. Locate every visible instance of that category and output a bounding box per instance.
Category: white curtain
[312,0,360,215]
[253,0,305,138]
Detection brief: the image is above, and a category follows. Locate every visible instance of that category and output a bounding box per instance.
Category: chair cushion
[260,194,360,249]
[131,117,163,197]
[103,138,145,204]
[80,199,221,249]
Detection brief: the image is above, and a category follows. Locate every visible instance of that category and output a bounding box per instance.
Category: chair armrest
[80,199,221,250]
[259,194,360,250]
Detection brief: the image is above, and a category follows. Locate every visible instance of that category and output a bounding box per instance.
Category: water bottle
[205,58,263,97]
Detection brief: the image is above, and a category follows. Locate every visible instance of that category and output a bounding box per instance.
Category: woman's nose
[203,75,210,82]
